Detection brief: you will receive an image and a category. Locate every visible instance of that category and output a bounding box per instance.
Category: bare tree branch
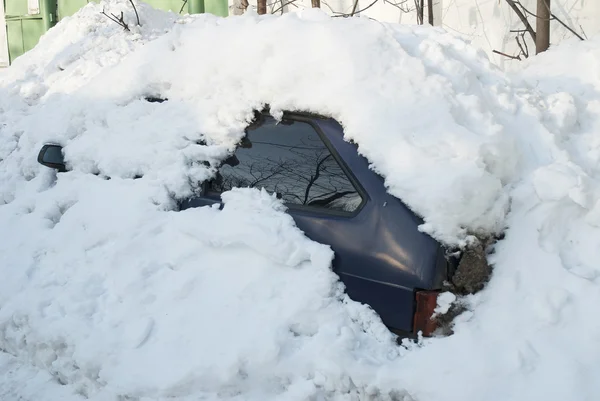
[271,0,298,14]
[101,9,130,31]
[319,0,338,13]
[333,0,378,17]
[551,12,585,41]
[579,24,588,40]
[382,0,410,12]
[179,0,188,14]
[511,0,584,41]
[492,49,521,60]
[505,0,536,42]
[128,0,141,26]
[350,0,360,16]
[516,31,529,58]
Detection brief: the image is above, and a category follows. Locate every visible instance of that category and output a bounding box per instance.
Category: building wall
[0,1,9,67]
[1,0,224,65]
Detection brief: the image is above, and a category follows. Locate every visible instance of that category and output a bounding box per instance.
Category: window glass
[207,118,363,213]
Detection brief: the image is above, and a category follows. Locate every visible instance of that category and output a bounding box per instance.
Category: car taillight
[413,290,439,337]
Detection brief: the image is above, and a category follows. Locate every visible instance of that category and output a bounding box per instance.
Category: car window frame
[202,112,368,218]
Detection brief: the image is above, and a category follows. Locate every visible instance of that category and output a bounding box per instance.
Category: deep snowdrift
[1,2,600,401]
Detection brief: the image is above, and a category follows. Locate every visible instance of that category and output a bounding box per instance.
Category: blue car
[38,110,454,337]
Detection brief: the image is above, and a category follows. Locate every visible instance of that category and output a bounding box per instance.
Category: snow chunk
[434,292,457,315]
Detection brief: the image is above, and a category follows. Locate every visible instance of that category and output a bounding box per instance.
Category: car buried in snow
[37,110,457,337]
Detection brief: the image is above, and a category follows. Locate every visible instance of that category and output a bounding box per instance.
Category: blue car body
[181,113,450,334]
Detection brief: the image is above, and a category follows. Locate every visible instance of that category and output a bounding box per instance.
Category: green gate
[4,0,56,63]
[56,0,90,20]
[3,0,227,65]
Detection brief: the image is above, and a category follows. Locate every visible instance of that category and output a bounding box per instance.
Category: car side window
[206,117,363,213]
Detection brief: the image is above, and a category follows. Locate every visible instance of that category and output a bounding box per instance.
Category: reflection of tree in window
[208,119,362,212]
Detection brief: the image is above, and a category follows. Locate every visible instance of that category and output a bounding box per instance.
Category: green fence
[4,0,56,63]
[56,0,91,20]
[3,0,227,65]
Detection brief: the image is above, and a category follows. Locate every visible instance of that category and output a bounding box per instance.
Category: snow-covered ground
[1,1,600,400]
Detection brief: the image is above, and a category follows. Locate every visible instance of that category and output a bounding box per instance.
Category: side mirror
[37,144,66,172]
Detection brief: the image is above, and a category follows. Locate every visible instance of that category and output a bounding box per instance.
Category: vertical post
[312,0,320,7]
[41,0,58,31]
[416,0,424,24]
[427,0,433,25]
[204,0,229,16]
[188,0,205,14]
[0,0,9,66]
[536,0,550,54]
[257,0,266,14]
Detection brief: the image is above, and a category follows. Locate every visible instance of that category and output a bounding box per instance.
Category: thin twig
[492,49,521,60]
[275,0,285,14]
[333,0,378,17]
[101,9,130,31]
[514,1,550,19]
[272,0,297,13]
[101,11,120,25]
[383,0,410,12]
[521,31,529,57]
[358,0,380,14]
[551,14,585,41]
[505,0,536,42]
[128,0,141,26]
[319,0,337,13]
[515,32,528,58]
[350,0,360,15]
[511,0,584,40]
[179,0,188,13]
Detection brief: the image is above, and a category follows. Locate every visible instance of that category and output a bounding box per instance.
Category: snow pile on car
[1,1,600,400]
[1,1,523,246]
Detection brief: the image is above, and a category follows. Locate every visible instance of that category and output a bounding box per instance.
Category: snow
[232,0,600,66]
[3,2,525,245]
[433,292,456,316]
[0,353,84,401]
[1,2,600,401]
[429,0,600,67]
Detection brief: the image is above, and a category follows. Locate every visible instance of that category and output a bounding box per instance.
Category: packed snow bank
[2,2,600,401]
[0,353,84,401]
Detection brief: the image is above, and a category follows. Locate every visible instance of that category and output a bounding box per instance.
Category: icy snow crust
[1,1,600,400]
